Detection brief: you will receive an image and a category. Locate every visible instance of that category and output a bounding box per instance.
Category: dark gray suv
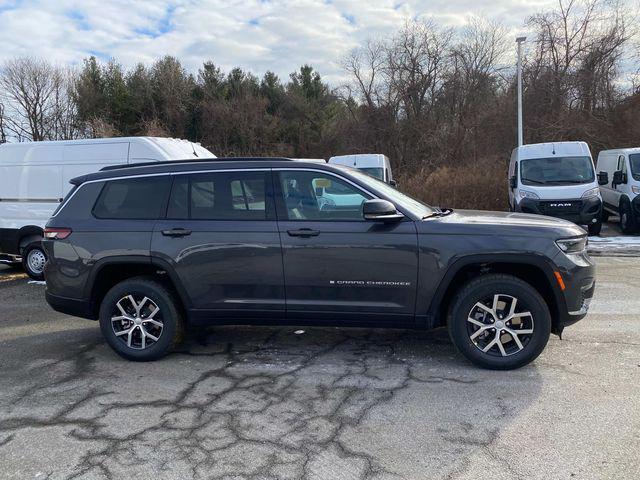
[43,158,596,369]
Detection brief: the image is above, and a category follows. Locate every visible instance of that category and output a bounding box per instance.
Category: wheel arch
[86,256,192,321]
[18,225,44,253]
[427,254,564,334]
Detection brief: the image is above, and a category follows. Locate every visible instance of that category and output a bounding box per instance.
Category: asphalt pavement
[0,258,638,480]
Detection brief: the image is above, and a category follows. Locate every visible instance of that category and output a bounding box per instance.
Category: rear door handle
[161,228,192,237]
[287,228,320,238]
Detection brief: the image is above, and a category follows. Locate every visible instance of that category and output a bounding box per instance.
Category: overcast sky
[0,0,611,84]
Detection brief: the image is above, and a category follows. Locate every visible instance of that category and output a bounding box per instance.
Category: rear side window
[93,176,171,219]
[167,171,269,220]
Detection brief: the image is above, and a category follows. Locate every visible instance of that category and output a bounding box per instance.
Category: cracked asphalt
[0,258,639,480]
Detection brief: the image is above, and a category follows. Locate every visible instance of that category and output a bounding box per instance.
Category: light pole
[516,36,526,147]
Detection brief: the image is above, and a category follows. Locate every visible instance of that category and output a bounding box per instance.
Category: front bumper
[516,196,602,226]
[553,250,596,331]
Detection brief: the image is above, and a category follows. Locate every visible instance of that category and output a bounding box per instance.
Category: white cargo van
[328,154,395,185]
[0,137,214,279]
[508,141,604,235]
[596,147,640,233]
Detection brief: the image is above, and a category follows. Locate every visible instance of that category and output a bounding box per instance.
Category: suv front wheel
[99,277,184,361]
[448,274,551,370]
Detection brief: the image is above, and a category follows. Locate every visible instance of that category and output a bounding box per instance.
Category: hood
[419,209,586,237]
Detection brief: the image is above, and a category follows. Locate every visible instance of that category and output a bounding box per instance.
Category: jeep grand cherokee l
[43,158,596,369]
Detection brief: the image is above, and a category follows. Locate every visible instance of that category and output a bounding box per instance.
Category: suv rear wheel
[99,277,184,361]
[448,274,551,370]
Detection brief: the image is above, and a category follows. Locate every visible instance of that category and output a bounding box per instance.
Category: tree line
[0,0,638,209]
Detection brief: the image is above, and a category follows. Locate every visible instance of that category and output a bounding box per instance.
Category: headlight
[556,236,587,254]
[632,185,640,195]
[519,190,540,199]
[581,187,600,199]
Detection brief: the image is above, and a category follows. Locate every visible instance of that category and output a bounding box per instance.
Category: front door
[274,169,419,324]
[151,169,285,320]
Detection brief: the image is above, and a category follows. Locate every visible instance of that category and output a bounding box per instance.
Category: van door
[151,170,285,320]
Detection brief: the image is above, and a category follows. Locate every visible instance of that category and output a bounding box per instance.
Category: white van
[0,137,214,279]
[508,141,603,235]
[596,147,640,233]
[328,154,395,185]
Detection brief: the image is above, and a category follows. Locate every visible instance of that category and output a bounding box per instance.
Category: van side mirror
[597,171,608,186]
[509,176,517,189]
[612,170,626,186]
[363,199,403,222]
[389,179,398,188]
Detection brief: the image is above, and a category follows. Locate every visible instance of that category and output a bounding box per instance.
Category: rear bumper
[45,290,97,320]
[516,197,602,225]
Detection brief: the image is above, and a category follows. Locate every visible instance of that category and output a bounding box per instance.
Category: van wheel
[447,274,551,370]
[620,201,637,234]
[22,242,46,281]
[99,277,184,361]
[601,209,610,223]
[588,220,602,236]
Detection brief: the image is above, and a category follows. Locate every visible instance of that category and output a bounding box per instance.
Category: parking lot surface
[0,258,638,480]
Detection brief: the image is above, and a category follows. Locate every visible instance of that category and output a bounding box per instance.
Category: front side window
[629,154,640,180]
[520,156,595,186]
[167,171,268,220]
[93,176,171,219]
[278,171,370,221]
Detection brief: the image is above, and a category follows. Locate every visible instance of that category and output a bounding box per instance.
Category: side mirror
[612,170,626,186]
[597,171,609,186]
[389,179,398,188]
[363,199,404,222]
[509,176,517,189]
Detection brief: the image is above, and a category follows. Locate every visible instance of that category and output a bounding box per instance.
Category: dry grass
[398,157,509,211]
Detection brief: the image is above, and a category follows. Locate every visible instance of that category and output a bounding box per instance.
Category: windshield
[629,154,640,181]
[359,167,384,181]
[520,156,595,186]
[337,166,435,217]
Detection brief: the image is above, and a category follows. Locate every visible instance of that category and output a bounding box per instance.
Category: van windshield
[629,154,640,180]
[359,167,384,181]
[520,156,595,186]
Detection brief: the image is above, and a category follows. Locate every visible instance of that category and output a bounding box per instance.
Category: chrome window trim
[51,168,271,218]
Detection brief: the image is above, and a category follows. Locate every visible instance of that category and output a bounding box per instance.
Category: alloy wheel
[466,293,534,357]
[111,295,164,350]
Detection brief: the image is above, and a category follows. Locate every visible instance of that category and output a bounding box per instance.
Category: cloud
[0,0,586,84]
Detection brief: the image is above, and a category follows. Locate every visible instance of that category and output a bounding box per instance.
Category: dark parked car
[43,158,596,369]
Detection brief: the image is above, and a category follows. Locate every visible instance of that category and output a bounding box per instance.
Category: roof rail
[99,157,295,172]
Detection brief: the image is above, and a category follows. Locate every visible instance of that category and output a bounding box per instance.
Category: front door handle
[287,228,320,238]
[161,228,192,237]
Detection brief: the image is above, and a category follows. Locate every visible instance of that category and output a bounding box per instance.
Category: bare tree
[0,101,7,143]
[0,57,78,141]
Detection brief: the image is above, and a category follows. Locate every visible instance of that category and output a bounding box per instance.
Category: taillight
[44,227,72,240]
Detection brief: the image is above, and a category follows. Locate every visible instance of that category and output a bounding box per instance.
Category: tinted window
[93,176,171,219]
[167,171,268,220]
[630,154,640,180]
[279,171,370,221]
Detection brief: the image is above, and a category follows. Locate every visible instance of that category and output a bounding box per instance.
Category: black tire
[601,209,610,223]
[21,242,46,281]
[588,220,602,236]
[447,274,551,370]
[619,201,637,234]
[99,277,184,361]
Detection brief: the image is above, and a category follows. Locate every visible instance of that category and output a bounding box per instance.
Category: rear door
[274,168,418,324]
[151,169,285,319]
